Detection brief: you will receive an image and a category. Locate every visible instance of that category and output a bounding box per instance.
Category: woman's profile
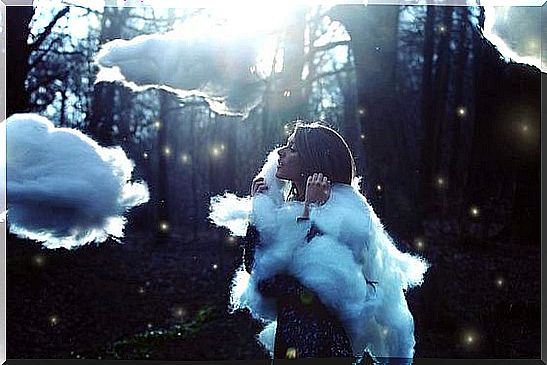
[209,121,429,362]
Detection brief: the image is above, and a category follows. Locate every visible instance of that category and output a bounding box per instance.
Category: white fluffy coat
[209,148,429,359]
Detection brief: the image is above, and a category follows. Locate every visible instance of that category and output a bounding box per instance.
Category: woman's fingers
[251,177,268,196]
[305,173,331,205]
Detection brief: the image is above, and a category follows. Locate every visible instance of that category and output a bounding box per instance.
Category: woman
[209,122,428,361]
[246,125,355,359]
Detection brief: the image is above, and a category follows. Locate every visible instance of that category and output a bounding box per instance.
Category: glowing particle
[283,90,291,97]
[382,327,389,336]
[147,323,153,329]
[299,291,314,305]
[212,264,218,270]
[163,146,171,156]
[159,222,169,231]
[521,124,529,133]
[49,315,59,326]
[286,347,297,359]
[466,335,474,344]
[438,24,446,33]
[220,144,225,151]
[358,108,365,115]
[437,177,445,186]
[360,134,365,140]
[376,184,382,192]
[526,39,538,51]
[415,239,424,249]
[33,255,45,266]
[143,152,148,159]
[469,206,479,217]
[226,236,237,244]
[138,287,145,294]
[173,306,186,318]
[180,154,189,163]
[154,121,161,129]
[496,278,504,287]
[457,107,467,117]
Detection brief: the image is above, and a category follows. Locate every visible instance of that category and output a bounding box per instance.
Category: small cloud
[1,114,149,249]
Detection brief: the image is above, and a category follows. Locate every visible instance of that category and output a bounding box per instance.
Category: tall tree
[417,6,437,217]
[86,6,130,144]
[329,5,405,233]
[7,5,69,116]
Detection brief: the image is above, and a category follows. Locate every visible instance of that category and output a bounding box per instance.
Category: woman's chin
[275,171,287,180]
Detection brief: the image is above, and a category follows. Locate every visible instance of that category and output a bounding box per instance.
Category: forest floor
[6,220,541,361]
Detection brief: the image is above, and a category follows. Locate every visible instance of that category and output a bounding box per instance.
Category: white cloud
[1,114,149,249]
[483,5,544,72]
[94,18,277,117]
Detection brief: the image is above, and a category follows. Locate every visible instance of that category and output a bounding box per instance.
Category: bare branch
[59,1,100,16]
[29,37,62,70]
[29,7,70,52]
[310,40,350,55]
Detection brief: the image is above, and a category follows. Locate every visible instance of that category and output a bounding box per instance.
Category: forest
[4,1,542,362]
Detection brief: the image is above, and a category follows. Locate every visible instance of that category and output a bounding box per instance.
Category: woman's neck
[293,180,306,201]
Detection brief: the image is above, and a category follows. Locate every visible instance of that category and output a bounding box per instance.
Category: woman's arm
[242,224,259,274]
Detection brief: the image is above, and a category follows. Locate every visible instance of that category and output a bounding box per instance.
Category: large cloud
[1,114,149,249]
[95,18,277,117]
[483,3,544,72]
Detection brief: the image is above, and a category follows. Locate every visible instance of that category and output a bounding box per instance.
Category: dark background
[5,3,541,360]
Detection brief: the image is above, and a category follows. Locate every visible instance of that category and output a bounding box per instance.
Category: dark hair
[288,121,356,201]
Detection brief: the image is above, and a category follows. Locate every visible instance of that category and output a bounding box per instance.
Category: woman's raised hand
[305,173,331,205]
[250,177,268,197]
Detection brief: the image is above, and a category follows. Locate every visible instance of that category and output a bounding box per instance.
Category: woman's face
[276,133,303,182]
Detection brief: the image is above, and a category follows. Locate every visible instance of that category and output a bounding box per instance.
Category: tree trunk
[6,6,34,116]
[417,6,436,216]
[448,7,470,200]
[156,90,171,244]
[329,5,400,224]
[86,7,129,145]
